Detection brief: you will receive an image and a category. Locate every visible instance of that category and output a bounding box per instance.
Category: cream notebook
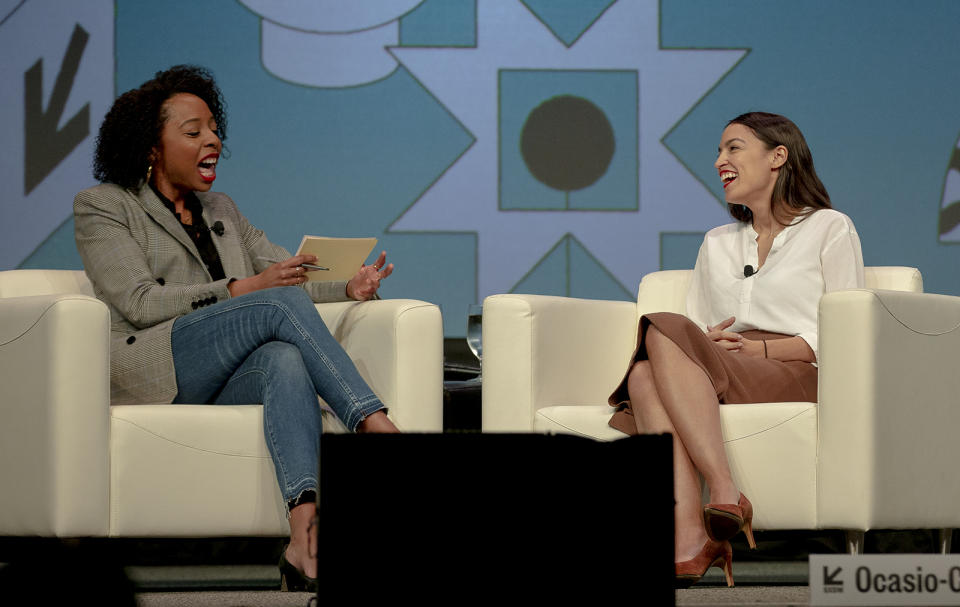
[295,236,378,282]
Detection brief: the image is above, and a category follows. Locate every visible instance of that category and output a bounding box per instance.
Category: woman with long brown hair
[608,112,864,587]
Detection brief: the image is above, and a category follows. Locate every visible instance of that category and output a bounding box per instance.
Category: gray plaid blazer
[74,183,351,406]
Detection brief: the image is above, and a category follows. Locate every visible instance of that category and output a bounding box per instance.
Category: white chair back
[635,270,692,316]
[863,266,923,292]
[635,266,922,317]
[0,269,93,298]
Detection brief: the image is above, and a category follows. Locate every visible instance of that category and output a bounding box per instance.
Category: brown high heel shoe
[675,539,734,588]
[703,492,756,549]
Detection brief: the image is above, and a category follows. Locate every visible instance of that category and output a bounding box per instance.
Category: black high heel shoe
[279,545,318,592]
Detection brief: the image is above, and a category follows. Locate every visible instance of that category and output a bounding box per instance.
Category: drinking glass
[466,304,483,368]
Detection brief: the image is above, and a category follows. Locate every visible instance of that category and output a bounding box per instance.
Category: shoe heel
[721,550,734,587]
[279,567,305,592]
[743,519,757,550]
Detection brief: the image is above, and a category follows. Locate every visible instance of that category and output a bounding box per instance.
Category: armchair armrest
[818,288,960,529]
[0,294,111,536]
[316,299,443,432]
[482,294,638,432]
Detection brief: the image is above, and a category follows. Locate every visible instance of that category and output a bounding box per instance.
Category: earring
[146,164,153,183]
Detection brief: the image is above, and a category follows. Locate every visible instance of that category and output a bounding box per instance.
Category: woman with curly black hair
[92,65,229,190]
[74,65,398,592]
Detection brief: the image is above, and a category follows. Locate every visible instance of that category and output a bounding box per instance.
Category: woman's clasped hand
[705,317,767,358]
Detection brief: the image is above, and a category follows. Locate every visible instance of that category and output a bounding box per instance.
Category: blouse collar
[149,184,202,224]
[743,207,814,242]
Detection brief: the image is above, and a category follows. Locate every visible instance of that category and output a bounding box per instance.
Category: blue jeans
[170,287,385,506]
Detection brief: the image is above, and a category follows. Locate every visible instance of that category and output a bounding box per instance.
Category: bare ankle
[356,410,400,433]
[287,503,318,577]
[675,526,710,561]
[707,483,740,505]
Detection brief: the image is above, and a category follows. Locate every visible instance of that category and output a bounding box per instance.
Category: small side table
[443,339,482,432]
[443,371,481,433]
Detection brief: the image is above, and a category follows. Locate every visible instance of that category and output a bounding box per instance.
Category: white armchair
[0,269,443,538]
[482,267,960,551]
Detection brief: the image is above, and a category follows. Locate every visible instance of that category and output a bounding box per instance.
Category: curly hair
[725,112,831,224]
[93,65,227,189]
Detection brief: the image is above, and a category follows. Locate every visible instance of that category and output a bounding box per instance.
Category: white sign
[810,554,960,605]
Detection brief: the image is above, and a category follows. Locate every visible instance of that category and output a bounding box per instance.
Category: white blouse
[685,208,864,361]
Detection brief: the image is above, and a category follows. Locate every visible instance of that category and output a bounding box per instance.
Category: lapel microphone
[743,265,757,278]
[210,221,224,236]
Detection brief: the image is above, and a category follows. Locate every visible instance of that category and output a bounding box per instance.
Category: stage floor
[128,561,810,606]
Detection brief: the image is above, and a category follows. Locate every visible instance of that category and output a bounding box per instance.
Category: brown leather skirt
[608,312,817,436]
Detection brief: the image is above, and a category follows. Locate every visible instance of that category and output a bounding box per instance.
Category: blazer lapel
[197,193,247,280]
[135,183,207,270]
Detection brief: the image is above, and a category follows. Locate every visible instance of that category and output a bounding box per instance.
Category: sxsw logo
[823,566,844,593]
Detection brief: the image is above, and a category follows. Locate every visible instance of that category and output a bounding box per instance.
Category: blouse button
[126,336,136,345]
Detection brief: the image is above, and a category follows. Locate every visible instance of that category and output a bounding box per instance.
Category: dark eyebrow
[718,137,746,153]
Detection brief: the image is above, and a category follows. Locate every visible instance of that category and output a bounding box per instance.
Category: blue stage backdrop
[2,0,959,336]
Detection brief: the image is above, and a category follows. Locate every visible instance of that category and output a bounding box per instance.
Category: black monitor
[318,432,674,602]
